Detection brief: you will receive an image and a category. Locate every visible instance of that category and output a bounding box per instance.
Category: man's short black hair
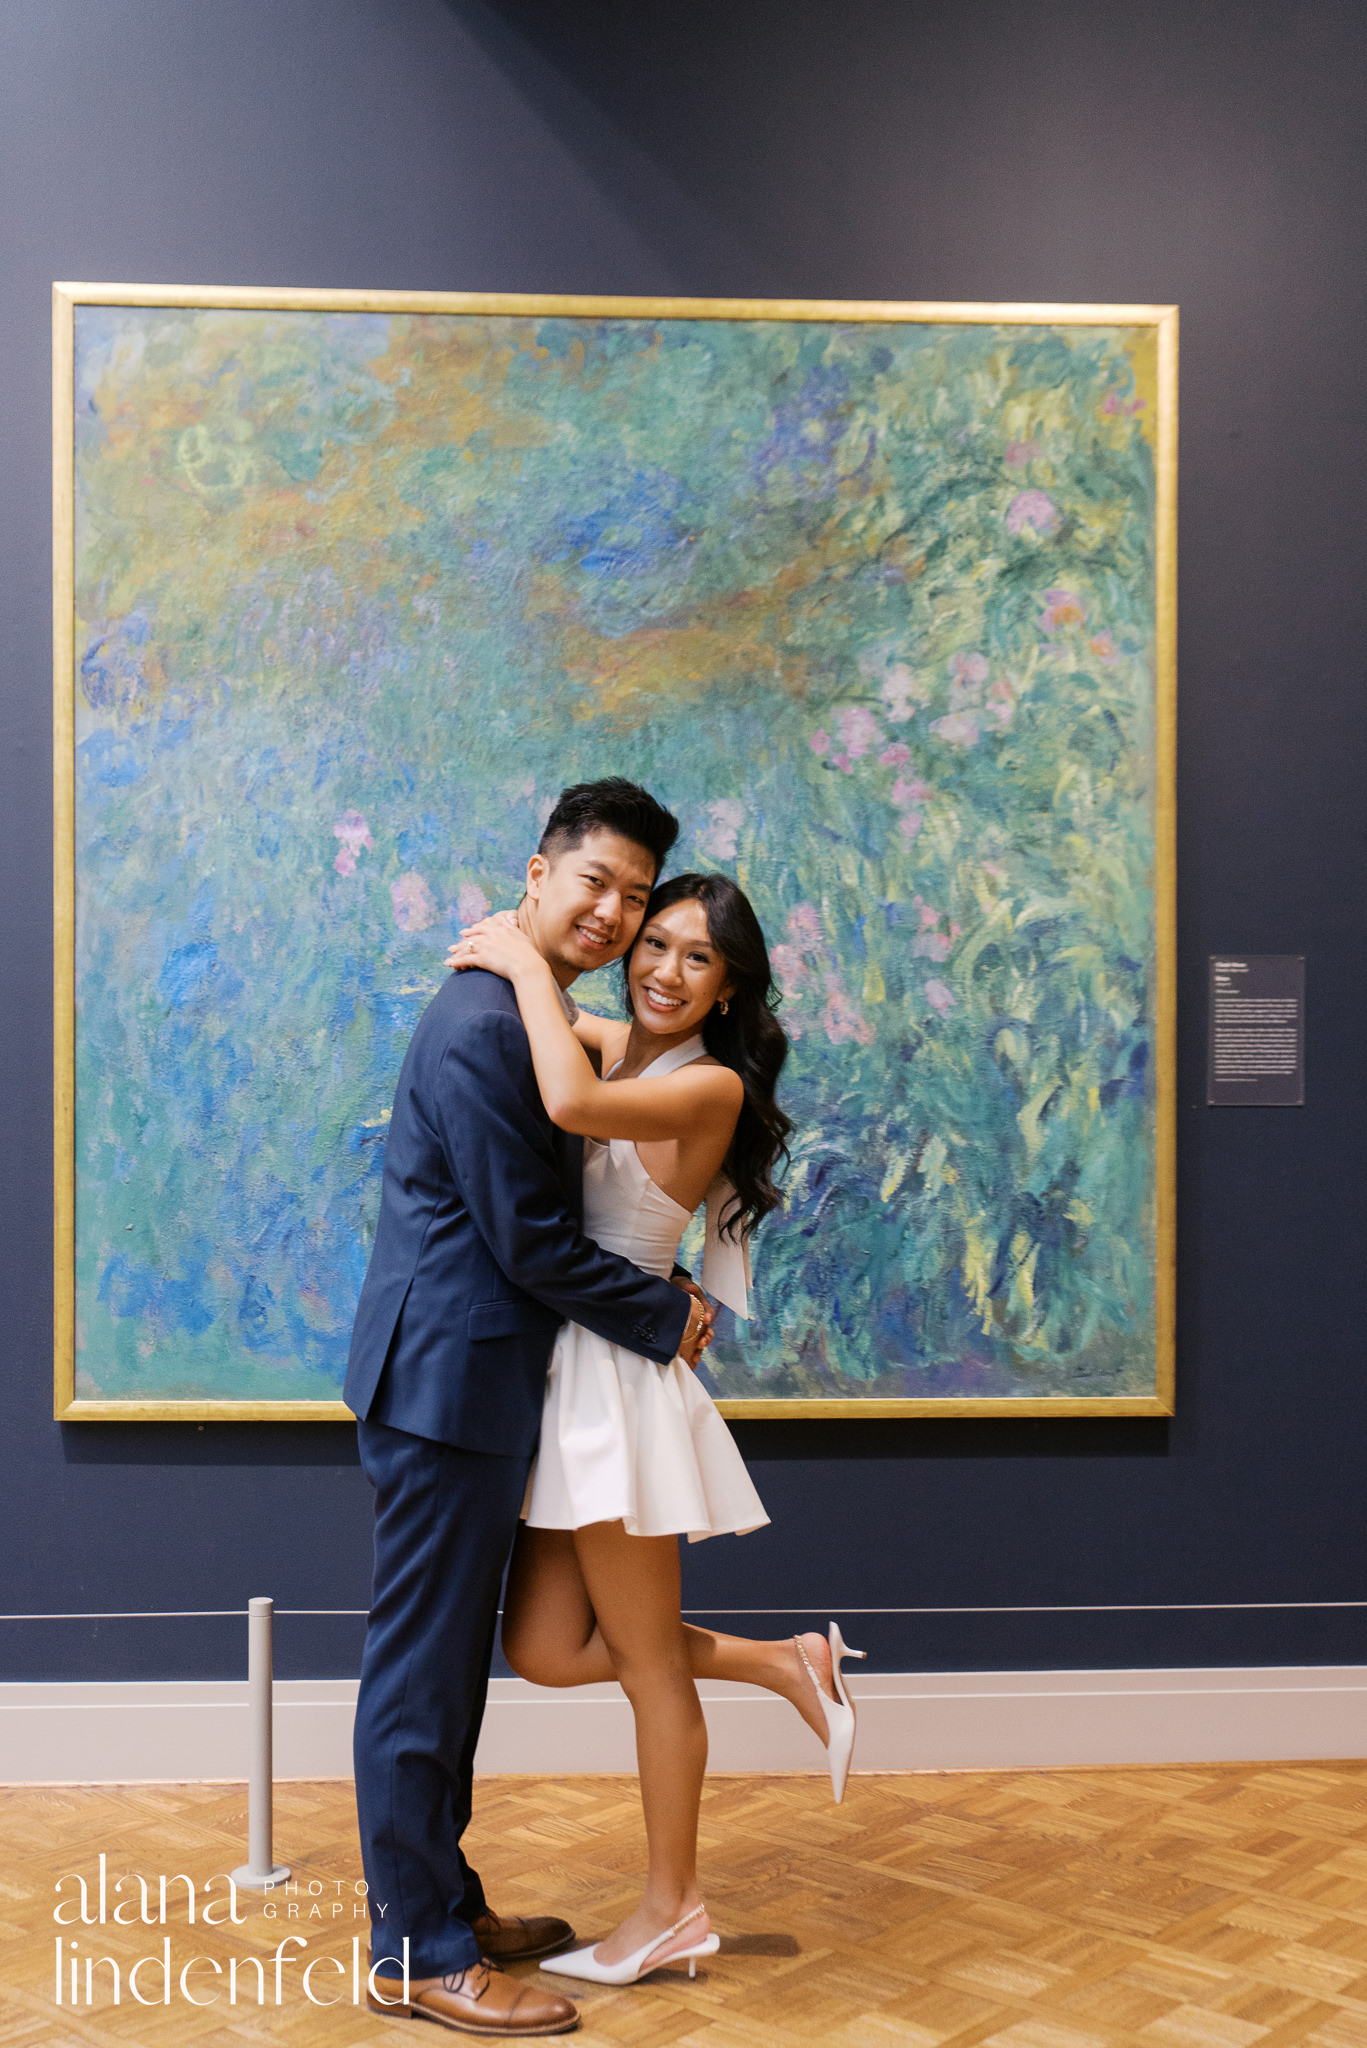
[538,778,679,876]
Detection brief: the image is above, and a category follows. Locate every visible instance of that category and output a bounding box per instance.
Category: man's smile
[574,922,615,952]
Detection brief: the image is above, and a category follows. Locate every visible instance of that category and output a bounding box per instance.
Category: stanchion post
[231,1596,290,1889]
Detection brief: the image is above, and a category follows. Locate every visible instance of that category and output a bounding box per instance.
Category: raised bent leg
[501,1524,615,1686]
[503,1523,839,1742]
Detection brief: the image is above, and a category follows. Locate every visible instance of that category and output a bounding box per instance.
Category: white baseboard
[3,1668,1365,1784]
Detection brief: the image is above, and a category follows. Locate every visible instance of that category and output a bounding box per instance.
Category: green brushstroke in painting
[72,306,1158,1401]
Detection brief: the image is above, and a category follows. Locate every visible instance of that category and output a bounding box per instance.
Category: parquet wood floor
[8,1765,1367,2046]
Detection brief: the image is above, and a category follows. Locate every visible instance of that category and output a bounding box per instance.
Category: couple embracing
[344,778,862,2036]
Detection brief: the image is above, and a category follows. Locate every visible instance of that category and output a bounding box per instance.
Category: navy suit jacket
[344,968,691,1455]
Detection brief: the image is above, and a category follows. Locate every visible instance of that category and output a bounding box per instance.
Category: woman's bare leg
[503,1525,842,1743]
[501,1525,615,1687]
[680,1622,840,1740]
[570,1520,708,1966]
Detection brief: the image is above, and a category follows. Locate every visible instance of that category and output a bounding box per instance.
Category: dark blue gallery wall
[2,0,1365,1684]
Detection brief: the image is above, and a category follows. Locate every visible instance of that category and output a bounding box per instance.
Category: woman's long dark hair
[623,872,792,1238]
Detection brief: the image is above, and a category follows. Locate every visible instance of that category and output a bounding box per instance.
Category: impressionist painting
[54,288,1175,1418]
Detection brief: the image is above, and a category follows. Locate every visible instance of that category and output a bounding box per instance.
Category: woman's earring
[718,998,729,1015]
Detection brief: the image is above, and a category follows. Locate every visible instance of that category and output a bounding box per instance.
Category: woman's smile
[627,899,733,1036]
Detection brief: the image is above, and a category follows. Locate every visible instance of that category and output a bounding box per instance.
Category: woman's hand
[447,911,545,984]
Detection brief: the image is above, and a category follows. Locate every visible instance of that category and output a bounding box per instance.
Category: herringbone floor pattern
[7,1766,1367,2044]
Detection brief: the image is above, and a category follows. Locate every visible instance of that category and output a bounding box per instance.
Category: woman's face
[627,898,735,1036]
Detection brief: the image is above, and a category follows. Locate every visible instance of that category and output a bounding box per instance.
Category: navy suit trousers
[354,1419,532,1977]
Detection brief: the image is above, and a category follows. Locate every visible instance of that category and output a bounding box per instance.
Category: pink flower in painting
[1103,390,1145,417]
[1006,438,1042,466]
[457,883,491,925]
[892,776,932,810]
[879,742,911,767]
[391,873,438,934]
[985,674,1016,726]
[951,650,989,688]
[333,810,373,875]
[1089,630,1119,662]
[837,705,881,759]
[899,811,923,840]
[879,663,925,722]
[913,931,952,961]
[770,943,812,997]
[930,711,982,746]
[925,979,956,1014]
[823,982,875,1046]
[1040,588,1086,631]
[915,897,938,930]
[832,752,854,773]
[1006,489,1060,539]
[809,728,831,757]
[787,903,824,951]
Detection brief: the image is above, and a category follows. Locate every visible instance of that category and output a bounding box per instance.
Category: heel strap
[795,1634,835,1702]
[643,1901,707,1961]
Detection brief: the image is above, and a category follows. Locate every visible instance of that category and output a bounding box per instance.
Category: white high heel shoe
[795,1622,867,1803]
[540,1902,720,1986]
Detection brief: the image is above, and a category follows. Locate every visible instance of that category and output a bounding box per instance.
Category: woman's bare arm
[452,918,741,1142]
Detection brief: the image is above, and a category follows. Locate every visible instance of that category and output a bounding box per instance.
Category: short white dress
[523,1036,769,1544]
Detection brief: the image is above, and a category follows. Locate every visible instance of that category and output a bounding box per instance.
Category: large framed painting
[53,285,1176,1420]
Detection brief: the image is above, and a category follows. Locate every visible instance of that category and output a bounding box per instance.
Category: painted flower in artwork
[878,663,926,722]
[1040,589,1086,632]
[836,706,881,759]
[391,872,438,933]
[332,809,373,876]
[823,979,875,1045]
[924,978,956,1013]
[457,883,491,925]
[787,903,825,952]
[1006,489,1060,539]
[930,710,982,747]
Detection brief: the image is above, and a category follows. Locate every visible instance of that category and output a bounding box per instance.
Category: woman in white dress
[450,873,863,1987]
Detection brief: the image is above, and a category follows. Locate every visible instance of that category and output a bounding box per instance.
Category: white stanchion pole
[231,1597,290,1889]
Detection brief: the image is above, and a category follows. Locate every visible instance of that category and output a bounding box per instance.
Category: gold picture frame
[54,284,1176,1420]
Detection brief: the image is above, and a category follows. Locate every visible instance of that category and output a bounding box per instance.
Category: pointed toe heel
[540,1903,717,1986]
[795,1622,867,1803]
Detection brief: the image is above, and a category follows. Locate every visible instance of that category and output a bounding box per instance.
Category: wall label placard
[1208,955,1304,1105]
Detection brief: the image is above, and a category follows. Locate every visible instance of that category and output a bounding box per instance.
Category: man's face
[521,828,657,984]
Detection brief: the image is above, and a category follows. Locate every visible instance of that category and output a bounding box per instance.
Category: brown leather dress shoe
[470,1910,576,1961]
[367,1959,577,2035]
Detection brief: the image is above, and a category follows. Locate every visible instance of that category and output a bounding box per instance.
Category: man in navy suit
[345,779,707,2037]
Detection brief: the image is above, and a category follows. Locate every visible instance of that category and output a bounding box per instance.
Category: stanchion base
[231,1863,291,1889]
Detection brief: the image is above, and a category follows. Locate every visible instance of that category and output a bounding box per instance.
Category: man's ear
[525,852,548,902]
